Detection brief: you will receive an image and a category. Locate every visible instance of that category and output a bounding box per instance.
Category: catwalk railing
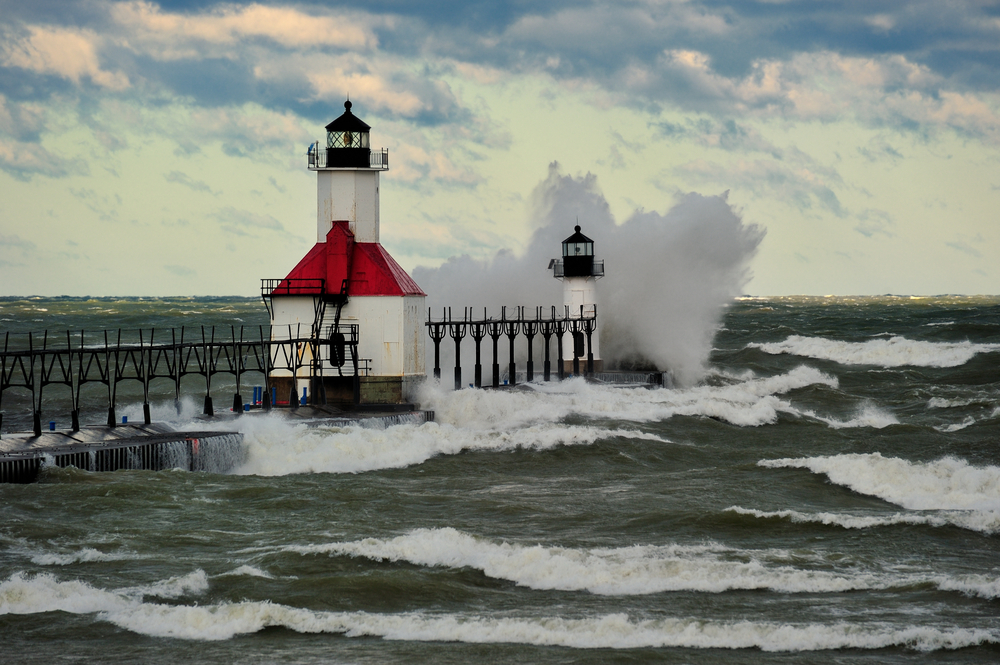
[0,323,364,437]
[426,305,598,390]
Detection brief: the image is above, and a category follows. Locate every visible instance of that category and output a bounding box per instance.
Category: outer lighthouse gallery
[264,101,426,406]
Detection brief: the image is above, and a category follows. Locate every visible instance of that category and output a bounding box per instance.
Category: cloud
[945,234,985,258]
[654,117,783,157]
[212,206,285,235]
[678,156,846,217]
[4,0,998,145]
[1,25,129,90]
[165,170,217,195]
[854,209,895,238]
[109,1,378,58]
[0,233,37,253]
[164,264,195,276]
[0,137,77,180]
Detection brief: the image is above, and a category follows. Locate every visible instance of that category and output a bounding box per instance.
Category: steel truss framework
[0,324,361,437]
[426,305,598,390]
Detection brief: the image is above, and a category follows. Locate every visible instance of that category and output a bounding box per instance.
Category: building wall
[271,296,315,335]
[316,170,380,243]
[271,295,425,376]
[403,296,427,375]
[340,294,426,377]
[268,296,318,396]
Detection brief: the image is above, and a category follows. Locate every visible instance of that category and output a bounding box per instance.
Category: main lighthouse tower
[264,101,426,406]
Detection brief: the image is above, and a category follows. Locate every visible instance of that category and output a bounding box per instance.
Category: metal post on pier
[503,306,520,386]
[289,324,300,410]
[68,330,81,431]
[232,325,244,415]
[470,309,487,389]
[448,307,467,391]
[202,326,214,416]
[428,307,446,381]
[141,329,152,424]
[583,306,597,376]
[31,332,41,437]
[523,309,538,382]
[260,325,272,411]
[105,330,117,428]
[487,319,502,388]
[569,315,582,377]
[173,327,182,415]
[554,308,566,381]
[540,316,554,382]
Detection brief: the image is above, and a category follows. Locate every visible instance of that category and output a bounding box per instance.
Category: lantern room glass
[563,241,593,257]
[327,130,370,149]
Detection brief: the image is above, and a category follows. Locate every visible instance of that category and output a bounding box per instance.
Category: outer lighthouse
[264,101,426,406]
[551,225,604,373]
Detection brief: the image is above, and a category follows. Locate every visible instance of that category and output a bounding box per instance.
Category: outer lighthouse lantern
[561,225,597,277]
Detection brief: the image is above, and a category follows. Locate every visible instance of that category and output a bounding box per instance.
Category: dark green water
[1,295,998,663]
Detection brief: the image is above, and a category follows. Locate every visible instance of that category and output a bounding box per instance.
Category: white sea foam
[758,454,1000,534]
[235,416,664,477]
[29,547,144,566]
[423,365,837,430]
[723,506,1000,537]
[231,366,838,476]
[218,565,276,579]
[934,417,976,433]
[413,174,765,386]
[123,569,210,600]
[278,527,1000,598]
[927,395,995,409]
[749,335,1000,368]
[802,403,899,429]
[1,572,996,649]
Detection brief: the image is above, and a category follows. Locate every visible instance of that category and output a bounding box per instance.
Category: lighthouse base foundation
[268,375,425,408]
[561,359,604,375]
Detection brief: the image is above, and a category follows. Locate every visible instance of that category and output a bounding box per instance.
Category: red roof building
[278,221,425,298]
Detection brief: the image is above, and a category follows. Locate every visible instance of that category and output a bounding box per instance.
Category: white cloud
[110,1,377,59]
[1,25,129,90]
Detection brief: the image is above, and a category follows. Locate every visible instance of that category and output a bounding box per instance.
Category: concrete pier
[0,407,435,483]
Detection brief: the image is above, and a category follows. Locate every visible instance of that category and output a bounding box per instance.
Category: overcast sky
[1,0,998,296]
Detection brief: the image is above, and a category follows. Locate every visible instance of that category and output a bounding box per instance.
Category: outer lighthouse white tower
[265,101,426,406]
[552,225,603,373]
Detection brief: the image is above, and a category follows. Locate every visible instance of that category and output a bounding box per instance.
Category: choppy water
[1,295,999,663]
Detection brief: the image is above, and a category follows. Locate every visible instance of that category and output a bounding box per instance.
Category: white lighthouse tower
[264,101,426,406]
[552,225,603,373]
[314,100,381,243]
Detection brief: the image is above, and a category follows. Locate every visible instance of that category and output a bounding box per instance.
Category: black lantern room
[324,100,371,168]
[557,225,604,278]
